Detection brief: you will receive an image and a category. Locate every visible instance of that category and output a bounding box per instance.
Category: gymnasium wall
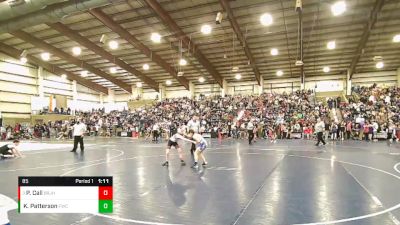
[264,77,302,93]
[121,70,398,100]
[0,53,101,124]
[112,70,399,102]
[263,71,399,94]
[352,71,398,87]
[1,51,399,123]
[114,83,222,102]
[229,81,253,95]
[0,54,37,120]
[195,83,222,96]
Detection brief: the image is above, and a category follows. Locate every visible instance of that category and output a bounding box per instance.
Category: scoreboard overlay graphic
[18,176,113,214]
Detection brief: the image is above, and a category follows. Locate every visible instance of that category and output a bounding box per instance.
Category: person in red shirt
[13,123,21,136]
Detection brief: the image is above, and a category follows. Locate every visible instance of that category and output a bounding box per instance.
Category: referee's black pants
[189,141,196,162]
[248,130,254,144]
[316,132,326,146]
[72,136,84,151]
[152,130,158,142]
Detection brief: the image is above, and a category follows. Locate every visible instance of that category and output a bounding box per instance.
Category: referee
[315,118,326,146]
[70,119,86,152]
[247,119,255,145]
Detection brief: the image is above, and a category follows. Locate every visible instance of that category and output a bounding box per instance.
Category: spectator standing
[339,121,346,141]
[363,122,370,141]
[247,119,255,145]
[330,122,338,141]
[324,120,330,141]
[346,121,352,140]
[372,120,379,141]
[152,123,159,143]
[388,121,395,142]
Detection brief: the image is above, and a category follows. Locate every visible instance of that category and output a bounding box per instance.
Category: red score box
[99,186,113,200]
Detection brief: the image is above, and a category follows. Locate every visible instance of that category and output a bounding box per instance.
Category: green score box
[99,200,113,213]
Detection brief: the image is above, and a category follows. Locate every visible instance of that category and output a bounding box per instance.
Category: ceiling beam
[48,22,159,91]
[0,42,108,94]
[11,30,132,92]
[89,8,190,90]
[219,0,261,85]
[0,0,117,34]
[297,1,304,87]
[144,0,224,87]
[348,0,385,79]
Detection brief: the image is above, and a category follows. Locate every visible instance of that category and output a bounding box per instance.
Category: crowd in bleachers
[38,107,72,115]
[2,84,400,143]
[338,85,400,141]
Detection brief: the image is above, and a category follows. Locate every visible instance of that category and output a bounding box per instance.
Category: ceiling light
[108,40,119,50]
[100,34,108,44]
[276,70,283,76]
[327,41,336,50]
[376,61,384,69]
[72,46,81,56]
[201,24,212,34]
[270,48,278,56]
[232,66,239,72]
[166,80,172,85]
[179,58,187,66]
[151,33,161,43]
[20,57,27,64]
[331,1,346,16]
[235,73,241,80]
[143,63,150,70]
[260,13,273,26]
[177,71,184,76]
[393,34,400,43]
[61,74,67,79]
[136,82,142,88]
[323,66,330,73]
[41,52,50,61]
[216,12,223,24]
[20,50,27,57]
[109,67,117,74]
[199,77,205,83]
[295,60,304,66]
[7,0,26,7]
[373,56,383,61]
[81,70,88,77]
